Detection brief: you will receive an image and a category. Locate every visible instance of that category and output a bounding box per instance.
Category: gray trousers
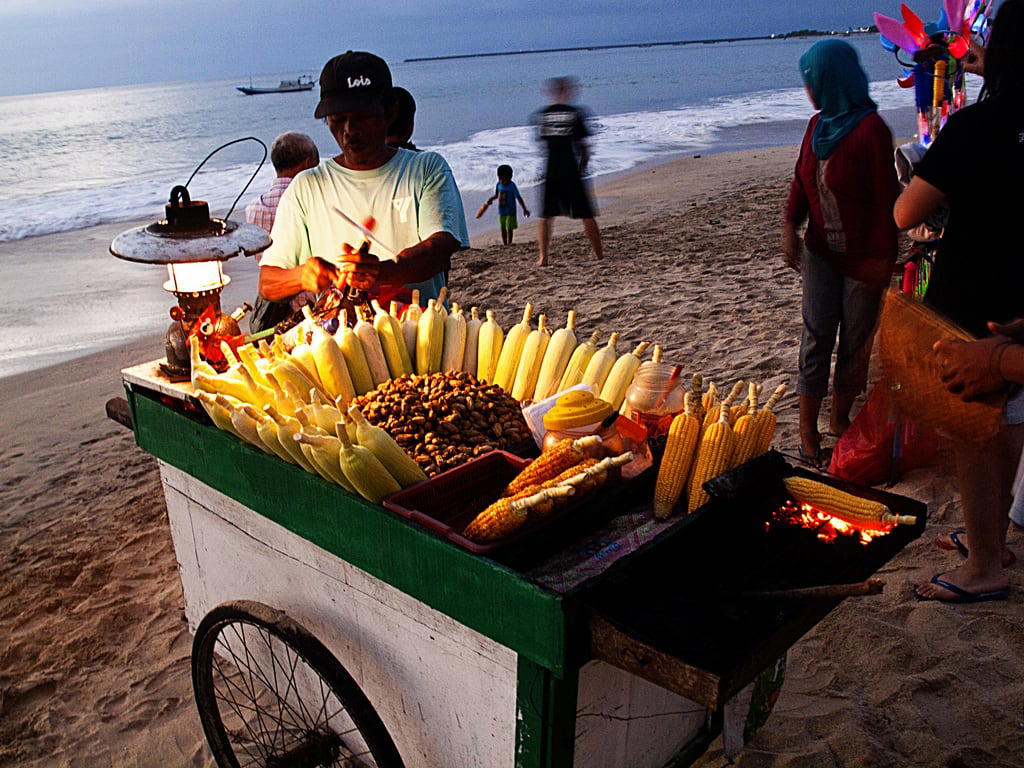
[797,248,885,400]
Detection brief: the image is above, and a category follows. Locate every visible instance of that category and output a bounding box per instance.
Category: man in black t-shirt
[533,77,603,266]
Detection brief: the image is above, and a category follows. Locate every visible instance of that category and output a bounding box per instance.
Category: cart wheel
[192,600,404,768]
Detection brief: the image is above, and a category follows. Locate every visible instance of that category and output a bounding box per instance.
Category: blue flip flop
[798,445,826,469]
[914,573,1009,603]
[936,529,1017,566]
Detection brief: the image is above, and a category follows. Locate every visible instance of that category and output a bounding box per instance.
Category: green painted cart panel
[128,387,572,676]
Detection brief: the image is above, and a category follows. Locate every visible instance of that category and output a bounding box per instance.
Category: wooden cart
[117,361,925,768]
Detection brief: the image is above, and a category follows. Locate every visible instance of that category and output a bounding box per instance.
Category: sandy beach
[2,145,1022,767]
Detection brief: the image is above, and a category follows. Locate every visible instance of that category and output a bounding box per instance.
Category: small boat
[237,75,315,95]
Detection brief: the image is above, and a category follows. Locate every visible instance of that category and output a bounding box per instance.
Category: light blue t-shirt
[260,148,469,302]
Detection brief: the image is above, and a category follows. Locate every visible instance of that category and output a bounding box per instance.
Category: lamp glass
[163,261,228,293]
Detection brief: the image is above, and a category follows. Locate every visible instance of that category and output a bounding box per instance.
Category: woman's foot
[914,564,1009,602]
[827,416,851,438]
[934,529,1017,567]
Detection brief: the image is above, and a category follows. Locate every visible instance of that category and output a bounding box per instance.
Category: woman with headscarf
[783,39,900,465]
[895,0,1024,602]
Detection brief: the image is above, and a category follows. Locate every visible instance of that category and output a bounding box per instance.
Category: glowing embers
[769,500,894,546]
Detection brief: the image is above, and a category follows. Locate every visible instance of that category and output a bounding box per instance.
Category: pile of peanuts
[352,371,533,476]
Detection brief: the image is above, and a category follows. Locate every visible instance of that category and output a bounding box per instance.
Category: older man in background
[246,132,319,332]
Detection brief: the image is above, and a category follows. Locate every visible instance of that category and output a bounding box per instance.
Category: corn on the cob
[266,353,323,403]
[782,476,917,526]
[728,382,758,426]
[566,453,632,494]
[558,331,601,391]
[511,314,551,402]
[462,307,483,377]
[520,485,575,521]
[336,310,375,395]
[348,405,427,488]
[752,384,787,457]
[189,341,217,383]
[196,391,242,438]
[503,434,602,496]
[463,487,570,541]
[416,298,445,375]
[262,405,317,473]
[653,393,702,519]
[193,370,254,404]
[508,458,601,502]
[581,332,619,391]
[639,344,663,373]
[305,389,342,432]
[534,310,578,401]
[435,286,449,319]
[493,303,533,391]
[690,374,706,428]
[293,431,355,491]
[334,423,401,504]
[704,380,745,429]
[730,384,762,468]
[236,344,272,388]
[288,343,326,393]
[262,371,300,416]
[372,300,413,379]
[686,403,737,514]
[441,302,468,372]
[401,289,422,361]
[220,396,271,453]
[309,326,355,404]
[476,310,504,384]
[600,341,650,411]
[354,308,390,387]
[244,404,297,464]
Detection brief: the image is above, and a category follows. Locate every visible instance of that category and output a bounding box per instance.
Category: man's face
[326,106,392,170]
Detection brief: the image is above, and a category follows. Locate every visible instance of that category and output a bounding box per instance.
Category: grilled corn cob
[348,405,427,488]
[782,476,917,526]
[336,310,375,395]
[730,384,762,468]
[690,374,706,428]
[463,487,570,541]
[503,434,602,496]
[520,485,575,520]
[701,381,718,414]
[686,402,737,513]
[511,314,551,402]
[581,332,619,391]
[600,341,650,411]
[534,310,578,401]
[441,303,468,372]
[558,331,601,391]
[752,384,787,457]
[476,310,504,383]
[334,423,401,504]
[493,303,533,391]
[462,307,483,377]
[416,298,445,375]
[653,393,702,519]
[704,380,745,428]
[372,300,413,379]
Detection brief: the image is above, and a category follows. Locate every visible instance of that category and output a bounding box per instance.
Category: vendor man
[258,51,468,306]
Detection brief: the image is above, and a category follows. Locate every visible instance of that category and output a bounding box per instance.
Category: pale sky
[1,0,906,96]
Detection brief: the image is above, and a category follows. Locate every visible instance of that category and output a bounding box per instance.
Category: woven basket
[877,289,1005,445]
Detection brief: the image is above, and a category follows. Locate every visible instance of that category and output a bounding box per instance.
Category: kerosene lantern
[110,183,270,380]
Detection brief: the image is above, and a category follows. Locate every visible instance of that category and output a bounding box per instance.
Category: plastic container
[623,363,685,441]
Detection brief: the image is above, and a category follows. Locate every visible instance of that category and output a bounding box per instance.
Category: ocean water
[0,35,961,244]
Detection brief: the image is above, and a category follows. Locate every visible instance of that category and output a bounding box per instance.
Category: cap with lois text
[314,51,393,119]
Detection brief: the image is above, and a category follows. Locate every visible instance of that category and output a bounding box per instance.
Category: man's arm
[576,140,591,176]
[894,176,946,230]
[376,232,460,287]
[258,259,336,301]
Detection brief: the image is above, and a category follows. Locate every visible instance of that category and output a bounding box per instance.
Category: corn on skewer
[639,344,663,373]
[690,374,706,429]
[196,391,243,438]
[372,300,413,379]
[581,332,619,391]
[730,384,762,468]
[334,423,401,504]
[534,310,578,401]
[354,307,390,387]
[653,393,702,519]
[686,401,737,514]
[242,404,297,464]
[503,434,602,496]
[704,380,745,428]
[461,307,483,377]
[493,303,533,391]
[288,343,327,394]
[600,341,650,411]
[782,477,917,526]
[476,310,504,384]
[511,314,551,402]
[309,325,356,404]
[558,331,601,391]
[218,395,271,453]
[463,487,574,541]
[336,310,375,395]
[441,303,468,372]
[262,405,318,473]
[401,289,422,361]
[236,344,272,388]
[752,384,787,457]
[416,299,445,375]
[293,431,355,491]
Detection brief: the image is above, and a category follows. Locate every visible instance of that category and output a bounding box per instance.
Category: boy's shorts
[499,214,518,232]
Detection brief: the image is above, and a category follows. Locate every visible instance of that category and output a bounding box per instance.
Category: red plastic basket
[383,450,620,559]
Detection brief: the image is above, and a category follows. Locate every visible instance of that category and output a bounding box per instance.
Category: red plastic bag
[828,383,937,485]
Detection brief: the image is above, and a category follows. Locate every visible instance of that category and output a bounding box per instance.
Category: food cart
[112,360,926,768]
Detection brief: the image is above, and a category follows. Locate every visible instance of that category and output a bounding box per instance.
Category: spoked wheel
[192,601,404,768]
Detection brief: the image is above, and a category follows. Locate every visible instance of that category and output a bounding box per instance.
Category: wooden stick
[740,578,885,601]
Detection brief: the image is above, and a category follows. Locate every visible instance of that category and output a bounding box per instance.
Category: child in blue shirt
[476,164,530,245]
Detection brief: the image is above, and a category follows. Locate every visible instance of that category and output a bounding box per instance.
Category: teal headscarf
[799,39,877,160]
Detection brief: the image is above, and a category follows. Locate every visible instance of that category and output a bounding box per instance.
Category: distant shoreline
[404,29,875,63]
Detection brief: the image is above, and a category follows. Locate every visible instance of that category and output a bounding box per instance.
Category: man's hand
[301,257,339,294]
[782,222,802,272]
[336,246,381,292]
[964,39,985,76]
[523,207,531,218]
[989,318,1024,343]
[933,335,1009,402]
